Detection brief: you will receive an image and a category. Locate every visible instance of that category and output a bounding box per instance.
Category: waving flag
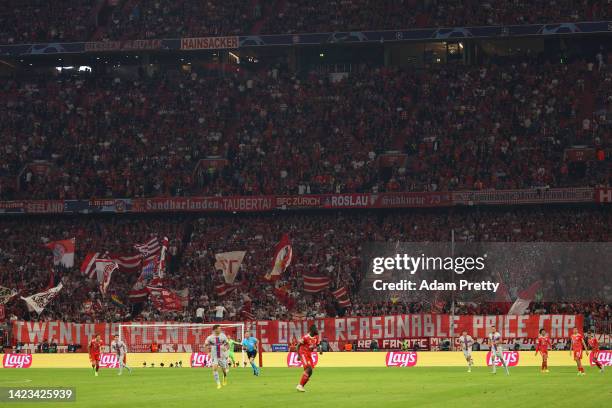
[215,283,237,297]
[45,238,75,268]
[265,234,292,281]
[128,276,148,303]
[155,237,169,278]
[110,294,126,309]
[303,275,331,293]
[96,259,118,296]
[108,253,142,273]
[21,283,63,314]
[146,286,184,312]
[332,286,351,308]
[81,252,100,278]
[0,286,18,304]
[215,251,246,283]
[141,255,158,281]
[134,237,161,257]
[508,281,542,315]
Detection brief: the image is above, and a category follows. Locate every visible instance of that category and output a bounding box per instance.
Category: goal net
[118,323,246,367]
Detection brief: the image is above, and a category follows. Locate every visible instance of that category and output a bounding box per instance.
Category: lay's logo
[99,353,120,368]
[486,351,520,367]
[385,352,418,367]
[286,352,318,367]
[190,352,212,368]
[3,354,33,368]
[590,351,612,366]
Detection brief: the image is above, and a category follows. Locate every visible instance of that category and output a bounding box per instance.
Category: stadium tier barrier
[1,351,600,369]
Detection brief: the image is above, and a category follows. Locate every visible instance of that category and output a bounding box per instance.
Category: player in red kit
[89,334,103,377]
[570,327,588,376]
[535,328,552,373]
[587,330,604,373]
[296,325,320,392]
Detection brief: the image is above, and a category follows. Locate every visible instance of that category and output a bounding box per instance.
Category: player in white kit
[205,324,229,389]
[111,334,132,375]
[488,326,509,375]
[458,330,474,372]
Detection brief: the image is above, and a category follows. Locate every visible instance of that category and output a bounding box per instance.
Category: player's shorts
[573,349,583,360]
[540,350,548,358]
[246,350,257,359]
[89,353,100,363]
[463,349,472,359]
[299,352,314,368]
[116,354,127,364]
[591,350,599,361]
[210,356,228,369]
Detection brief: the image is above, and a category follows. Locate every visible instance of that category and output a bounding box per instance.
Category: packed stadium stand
[1,207,610,325]
[1,0,611,44]
[0,0,610,351]
[1,60,610,200]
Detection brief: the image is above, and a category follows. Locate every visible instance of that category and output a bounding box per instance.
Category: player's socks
[213,371,220,386]
[250,361,258,374]
[299,372,310,386]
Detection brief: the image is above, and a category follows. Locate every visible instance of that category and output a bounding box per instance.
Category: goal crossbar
[118,323,246,367]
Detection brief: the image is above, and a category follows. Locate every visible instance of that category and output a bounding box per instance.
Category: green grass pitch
[0,367,608,408]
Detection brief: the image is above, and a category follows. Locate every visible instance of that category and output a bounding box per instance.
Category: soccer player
[89,333,103,377]
[587,330,604,373]
[111,334,132,375]
[241,331,260,376]
[205,324,229,389]
[458,330,474,372]
[226,336,237,369]
[488,326,509,375]
[296,324,320,392]
[535,328,552,373]
[570,327,589,376]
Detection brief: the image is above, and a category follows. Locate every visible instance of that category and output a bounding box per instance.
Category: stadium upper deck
[1,0,610,44]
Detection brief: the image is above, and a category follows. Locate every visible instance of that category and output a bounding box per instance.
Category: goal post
[118,323,246,367]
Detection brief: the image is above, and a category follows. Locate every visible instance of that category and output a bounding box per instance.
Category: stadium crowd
[0,207,610,327]
[1,0,611,44]
[0,58,610,200]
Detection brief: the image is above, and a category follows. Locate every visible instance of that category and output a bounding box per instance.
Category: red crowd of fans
[1,0,611,44]
[0,58,609,200]
[0,207,610,326]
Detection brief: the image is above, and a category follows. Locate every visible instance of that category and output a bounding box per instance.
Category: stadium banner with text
[0,351,587,368]
[180,36,239,50]
[452,187,594,206]
[595,187,612,203]
[0,188,599,215]
[2,21,611,57]
[11,315,581,350]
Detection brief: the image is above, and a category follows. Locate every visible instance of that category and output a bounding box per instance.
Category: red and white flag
[508,281,542,315]
[108,253,142,274]
[128,276,148,302]
[215,283,237,297]
[265,234,292,281]
[155,237,169,278]
[303,275,331,293]
[95,259,118,296]
[21,282,63,314]
[332,286,351,307]
[45,238,75,268]
[215,251,246,284]
[146,286,183,312]
[134,237,161,257]
[80,252,100,278]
